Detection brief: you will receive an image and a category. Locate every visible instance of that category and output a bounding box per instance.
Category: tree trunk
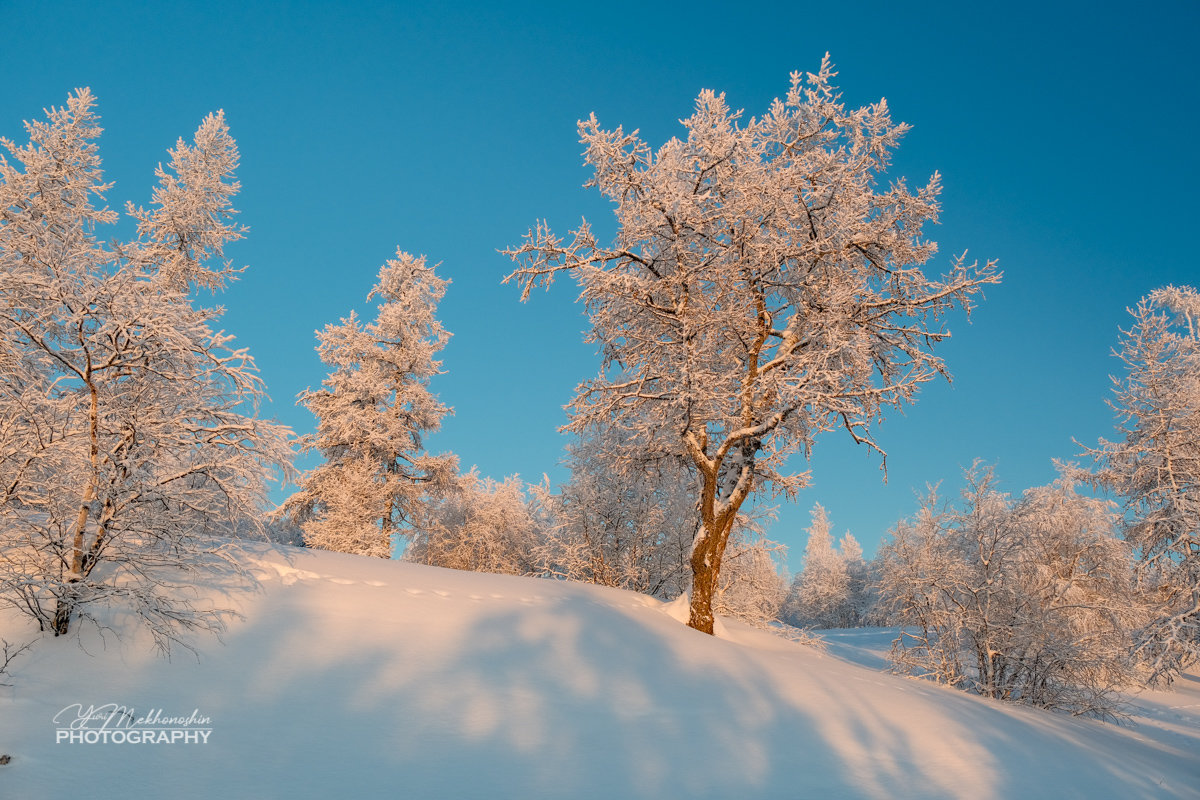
[688,514,735,634]
[52,595,73,636]
[56,379,101,636]
[682,424,758,634]
[689,546,718,635]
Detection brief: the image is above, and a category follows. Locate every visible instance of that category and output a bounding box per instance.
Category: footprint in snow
[404,588,425,596]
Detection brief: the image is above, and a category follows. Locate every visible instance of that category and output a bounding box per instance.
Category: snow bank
[1,543,1196,799]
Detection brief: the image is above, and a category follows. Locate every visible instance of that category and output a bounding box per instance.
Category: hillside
[1,544,1197,799]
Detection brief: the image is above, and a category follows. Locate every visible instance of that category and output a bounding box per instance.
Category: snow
[1,544,1197,799]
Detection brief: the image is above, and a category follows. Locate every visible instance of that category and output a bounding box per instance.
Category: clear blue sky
[3,0,1197,566]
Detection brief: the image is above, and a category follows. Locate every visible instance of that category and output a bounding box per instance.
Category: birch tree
[0,91,293,648]
[283,251,456,557]
[505,58,999,633]
[1085,286,1200,682]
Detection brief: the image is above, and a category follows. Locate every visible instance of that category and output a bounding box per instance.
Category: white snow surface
[1,543,1197,799]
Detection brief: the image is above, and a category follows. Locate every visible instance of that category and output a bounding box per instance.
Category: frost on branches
[532,425,697,599]
[505,57,999,633]
[0,91,293,650]
[784,505,874,628]
[877,467,1142,718]
[283,252,456,558]
[406,470,541,575]
[1085,286,1200,682]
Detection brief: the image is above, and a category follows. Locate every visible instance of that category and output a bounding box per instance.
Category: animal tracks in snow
[256,561,389,589]
[259,565,655,619]
[392,588,572,608]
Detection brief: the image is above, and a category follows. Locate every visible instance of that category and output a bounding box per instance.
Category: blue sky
[3,0,1197,566]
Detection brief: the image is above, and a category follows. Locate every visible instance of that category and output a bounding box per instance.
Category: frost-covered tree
[505,58,999,633]
[783,505,873,628]
[0,91,293,649]
[284,252,456,558]
[1085,286,1200,682]
[785,505,848,627]
[715,528,788,626]
[532,425,696,598]
[878,467,1142,718]
[407,470,541,576]
[839,531,877,625]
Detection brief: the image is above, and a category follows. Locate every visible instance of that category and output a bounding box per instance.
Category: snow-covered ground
[1,544,1197,799]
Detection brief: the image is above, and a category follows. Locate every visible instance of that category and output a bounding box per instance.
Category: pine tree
[838,532,874,626]
[284,251,456,557]
[785,505,852,628]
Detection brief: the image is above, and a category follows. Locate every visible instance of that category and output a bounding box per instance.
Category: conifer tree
[284,251,456,557]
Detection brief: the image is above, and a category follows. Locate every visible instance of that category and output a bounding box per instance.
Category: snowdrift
[1,544,1197,799]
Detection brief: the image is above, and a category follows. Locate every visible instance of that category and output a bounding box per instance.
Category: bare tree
[505,58,998,633]
[0,91,293,650]
[283,252,456,557]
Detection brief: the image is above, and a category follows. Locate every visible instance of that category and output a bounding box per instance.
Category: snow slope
[1,544,1197,799]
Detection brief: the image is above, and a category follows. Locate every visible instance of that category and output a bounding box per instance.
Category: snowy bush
[714,528,789,625]
[406,471,542,576]
[531,426,695,598]
[877,466,1144,718]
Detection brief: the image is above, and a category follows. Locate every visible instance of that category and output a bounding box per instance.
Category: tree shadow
[3,549,1197,799]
